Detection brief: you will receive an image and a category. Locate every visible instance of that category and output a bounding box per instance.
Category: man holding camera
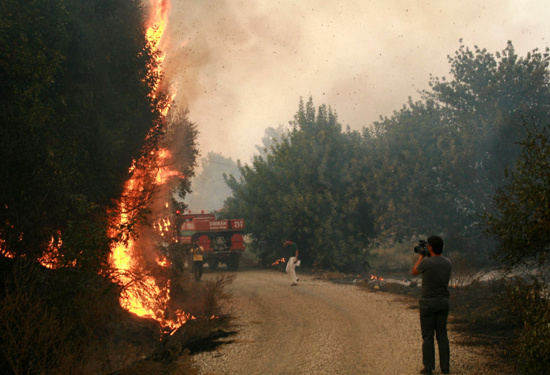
[412,235,452,375]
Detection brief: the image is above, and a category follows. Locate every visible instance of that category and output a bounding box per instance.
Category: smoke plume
[161,0,550,162]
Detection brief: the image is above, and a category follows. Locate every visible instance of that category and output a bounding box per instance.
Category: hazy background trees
[184,126,286,213]
[224,98,374,269]
[184,152,240,213]
[223,41,550,271]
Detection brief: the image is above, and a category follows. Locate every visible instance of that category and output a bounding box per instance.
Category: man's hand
[412,254,424,276]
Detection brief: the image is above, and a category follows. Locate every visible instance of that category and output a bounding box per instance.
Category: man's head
[427,235,444,255]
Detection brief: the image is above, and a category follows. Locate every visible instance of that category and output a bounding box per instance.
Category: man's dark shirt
[417,256,452,302]
[287,242,298,258]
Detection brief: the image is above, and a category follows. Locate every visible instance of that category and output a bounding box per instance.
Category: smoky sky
[159,0,550,163]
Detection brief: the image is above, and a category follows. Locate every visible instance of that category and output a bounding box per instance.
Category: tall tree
[0,0,164,270]
[366,99,453,240]
[365,41,550,257]
[254,125,286,158]
[225,98,373,269]
[426,41,550,223]
[483,123,550,269]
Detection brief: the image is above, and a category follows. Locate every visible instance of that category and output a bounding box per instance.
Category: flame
[145,0,170,52]
[271,257,286,266]
[39,232,77,269]
[109,178,192,329]
[156,255,171,267]
[1,1,190,332]
[155,148,186,183]
[1,248,16,259]
[107,0,193,333]
[370,275,384,281]
[144,0,177,103]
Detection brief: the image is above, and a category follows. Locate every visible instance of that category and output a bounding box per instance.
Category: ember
[271,257,286,266]
[370,275,384,281]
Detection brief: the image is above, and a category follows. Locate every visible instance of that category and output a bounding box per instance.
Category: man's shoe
[442,370,450,374]
[419,369,432,375]
[291,282,298,286]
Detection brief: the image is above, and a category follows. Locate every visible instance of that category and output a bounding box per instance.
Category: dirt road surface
[193,269,506,375]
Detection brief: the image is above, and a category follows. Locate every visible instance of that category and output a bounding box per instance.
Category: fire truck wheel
[227,253,240,271]
[208,258,219,270]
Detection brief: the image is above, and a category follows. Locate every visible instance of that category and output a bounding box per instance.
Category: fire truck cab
[175,210,245,271]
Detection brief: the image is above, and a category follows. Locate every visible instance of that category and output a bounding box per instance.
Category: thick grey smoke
[162,0,550,163]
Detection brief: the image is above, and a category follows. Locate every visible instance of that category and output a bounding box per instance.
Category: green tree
[364,41,550,259]
[366,99,454,239]
[484,124,550,269]
[427,41,550,226]
[0,0,164,271]
[225,98,373,269]
[483,124,550,375]
[166,109,200,213]
[254,125,286,158]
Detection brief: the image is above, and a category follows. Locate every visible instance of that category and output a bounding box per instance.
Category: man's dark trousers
[420,300,450,372]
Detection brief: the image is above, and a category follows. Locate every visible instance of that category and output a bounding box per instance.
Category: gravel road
[193,269,508,375]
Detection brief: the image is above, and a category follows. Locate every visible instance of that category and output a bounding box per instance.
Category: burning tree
[0,0,167,270]
[0,0,217,373]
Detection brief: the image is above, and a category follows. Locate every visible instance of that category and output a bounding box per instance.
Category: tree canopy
[224,41,550,269]
[484,124,550,269]
[224,98,374,269]
[0,0,169,270]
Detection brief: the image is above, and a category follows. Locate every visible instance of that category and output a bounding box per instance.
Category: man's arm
[412,255,424,276]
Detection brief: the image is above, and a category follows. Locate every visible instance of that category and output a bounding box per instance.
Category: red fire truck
[174,210,245,271]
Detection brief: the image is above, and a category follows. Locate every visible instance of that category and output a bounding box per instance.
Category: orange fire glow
[271,257,286,266]
[108,0,193,332]
[145,0,170,52]
[39,232,77,269]
[145,0,174,100]
[109,171,192,329]
[1,248,16,259]
[156,255,171,267]
[155,148,186,184]
[370,275,384,281]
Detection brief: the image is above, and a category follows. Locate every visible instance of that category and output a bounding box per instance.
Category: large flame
[145,0,172,97]
[109,150,191,330]
[0,0,187,330]
[155,148,186,184]
[108,0,192,332]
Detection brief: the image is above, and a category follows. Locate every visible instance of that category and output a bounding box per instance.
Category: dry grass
[0,258,236,375]
[0,260,112,374]
[367,241,417,272]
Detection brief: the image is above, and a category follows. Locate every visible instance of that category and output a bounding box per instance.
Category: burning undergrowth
[0,0,232,372]
[0,256,236,374]
[104,0,206,338]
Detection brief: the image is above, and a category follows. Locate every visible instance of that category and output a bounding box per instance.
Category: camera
[414,239,430,257]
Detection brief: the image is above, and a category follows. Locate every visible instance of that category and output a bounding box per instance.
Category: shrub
[0,260,103,374]
[504,277,550,375]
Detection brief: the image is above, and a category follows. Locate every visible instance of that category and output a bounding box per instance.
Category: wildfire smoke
[107,0,196,332]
